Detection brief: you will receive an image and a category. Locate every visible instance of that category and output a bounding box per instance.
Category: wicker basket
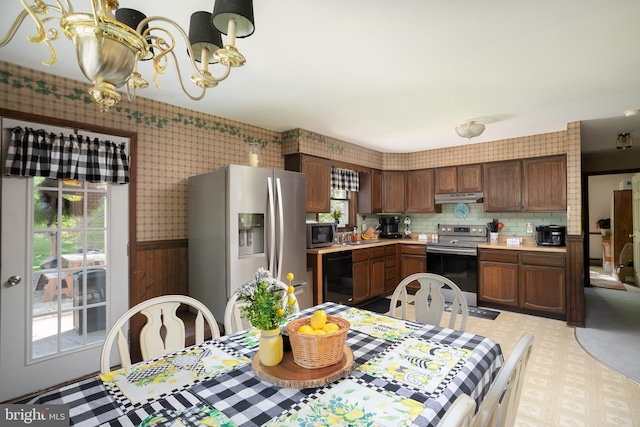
[286,316,350,369]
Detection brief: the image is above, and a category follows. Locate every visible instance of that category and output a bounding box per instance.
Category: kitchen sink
[335,240,379,246]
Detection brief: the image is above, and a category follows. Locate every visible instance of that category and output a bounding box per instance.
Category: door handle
[7,276,21,286]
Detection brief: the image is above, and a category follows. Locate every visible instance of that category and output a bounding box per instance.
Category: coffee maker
[379,216,403,239]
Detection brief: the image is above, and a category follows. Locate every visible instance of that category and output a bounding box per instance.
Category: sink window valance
[330,166,359,192]
[5,126,129,184]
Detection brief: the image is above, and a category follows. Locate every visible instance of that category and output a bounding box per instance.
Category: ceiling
[2,1,640,154]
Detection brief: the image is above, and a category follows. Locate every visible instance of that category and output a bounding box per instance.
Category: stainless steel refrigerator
[188,165,308,323]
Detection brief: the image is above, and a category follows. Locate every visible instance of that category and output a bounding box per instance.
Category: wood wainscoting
[565,234,585,327]
[129,239,189,362]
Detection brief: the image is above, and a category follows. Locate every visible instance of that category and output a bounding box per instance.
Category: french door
[0,118,129,402]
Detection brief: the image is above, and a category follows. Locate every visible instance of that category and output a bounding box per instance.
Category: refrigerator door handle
[275,177,285,281]
[267,176,276,275]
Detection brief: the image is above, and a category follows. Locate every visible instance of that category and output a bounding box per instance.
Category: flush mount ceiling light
[455,121,486,139]
[0,0,254,113]
[616,133,633,150]
[624,109,640,117]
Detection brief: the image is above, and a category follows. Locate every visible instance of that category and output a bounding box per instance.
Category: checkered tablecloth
[30,302,503,426]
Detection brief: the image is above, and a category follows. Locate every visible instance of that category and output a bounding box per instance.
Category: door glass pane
[31,179,109,360]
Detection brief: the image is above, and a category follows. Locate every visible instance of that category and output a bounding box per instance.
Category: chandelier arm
[0,9,31,47]
[139,16,232,86]
[141,33,206,101]
[165,49,208,101]
[11,1,67,65]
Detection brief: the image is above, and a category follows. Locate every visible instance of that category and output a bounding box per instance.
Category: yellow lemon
[297,324,315,334]
[286,272,294,282]
[312,329,327,335]
[309,309,327,330]
[287,285,295,294]
[322,322,340,333]
[276,308,285,317]
[288,296,297,306]
[222,359,239,367]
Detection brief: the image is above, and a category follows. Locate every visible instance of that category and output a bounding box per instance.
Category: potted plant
[330,207,342,223]
[237,268,296,366]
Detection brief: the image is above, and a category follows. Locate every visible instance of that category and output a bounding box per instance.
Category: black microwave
[307,223,335,248]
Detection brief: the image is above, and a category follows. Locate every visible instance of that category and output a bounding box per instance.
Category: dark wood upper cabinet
[285,154,331,213]
[522,155,567,211]
[457,164,483,193]
[483,160,522,212]
[434,167,457,194]
[435,165,482,194]
[405,169,437,213]
[357,169,382,214]
[382,170,405,213]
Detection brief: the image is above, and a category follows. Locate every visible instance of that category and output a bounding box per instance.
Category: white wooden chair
[223,291,252,334]
[100,295,220,373]
[472,333,535,427]
[438,393,476,427]
[223,289,299,335]
[389,273,469,331]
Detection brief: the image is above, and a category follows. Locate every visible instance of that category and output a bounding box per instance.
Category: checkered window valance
[330,166,359,192]
[5,126,129,183]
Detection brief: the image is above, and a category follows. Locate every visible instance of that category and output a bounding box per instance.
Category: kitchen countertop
[307,235,566,254]
[306,237,426,255]
[478,236,566,253]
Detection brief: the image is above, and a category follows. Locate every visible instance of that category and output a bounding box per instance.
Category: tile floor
[402,301,640,426]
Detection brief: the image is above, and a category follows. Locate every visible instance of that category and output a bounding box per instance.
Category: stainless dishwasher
[322,251,354,305]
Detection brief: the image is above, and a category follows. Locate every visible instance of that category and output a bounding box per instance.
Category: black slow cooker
[535,225,566,246]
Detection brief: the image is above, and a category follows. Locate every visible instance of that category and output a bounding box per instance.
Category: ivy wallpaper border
[0,68,280,149]
[282,128,345,154]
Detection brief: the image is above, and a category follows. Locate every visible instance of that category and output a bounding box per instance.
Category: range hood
[435,192,484,204]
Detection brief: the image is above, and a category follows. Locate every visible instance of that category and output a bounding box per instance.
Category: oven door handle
[426,246,478,255]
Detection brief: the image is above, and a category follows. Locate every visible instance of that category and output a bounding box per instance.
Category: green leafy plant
[330,207,342,221]
[237,268,296,330]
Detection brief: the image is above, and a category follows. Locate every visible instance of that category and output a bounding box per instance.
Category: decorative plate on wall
[453,203,470,218]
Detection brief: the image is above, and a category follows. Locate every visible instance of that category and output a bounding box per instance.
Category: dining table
[29,302,503,426]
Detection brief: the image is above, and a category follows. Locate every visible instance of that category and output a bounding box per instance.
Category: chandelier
[0,0,254,113]
[455,121,485,139]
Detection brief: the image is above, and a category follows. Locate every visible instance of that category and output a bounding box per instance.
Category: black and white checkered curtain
[330,166,359,191]
[5,127,129,183]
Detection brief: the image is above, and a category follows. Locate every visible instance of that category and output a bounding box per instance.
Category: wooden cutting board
[252,345,355,389]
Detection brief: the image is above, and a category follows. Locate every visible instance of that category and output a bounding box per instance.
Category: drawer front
[385,246,397,256]
[520,252,566,268]
[479,249,518,263]
[352,248,370,263]
[371,247,386,258]
[385,255,396,268]
[400,245,426,256]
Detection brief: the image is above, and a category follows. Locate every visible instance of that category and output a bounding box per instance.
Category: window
[318,188,350,226]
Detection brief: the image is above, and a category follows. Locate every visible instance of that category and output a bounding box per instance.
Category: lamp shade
[115,8,153,60]
[189,11,223,63]
[455,121,485,139]
[212,0,255,38]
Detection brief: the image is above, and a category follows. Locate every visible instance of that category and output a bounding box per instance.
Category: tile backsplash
[357,205,567,238]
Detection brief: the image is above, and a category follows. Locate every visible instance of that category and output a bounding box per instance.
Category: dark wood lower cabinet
[370,247,386,298]
[519,253,566,314]
[479,248,566,318]
[352,249,371,304]
[479,261,519,306]
[385,245,398,292]
[399,245,427,292]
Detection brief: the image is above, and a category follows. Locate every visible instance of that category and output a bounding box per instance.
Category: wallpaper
[0,60,581,240]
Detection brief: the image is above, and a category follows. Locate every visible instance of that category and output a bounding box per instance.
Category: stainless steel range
[426,224,487,307]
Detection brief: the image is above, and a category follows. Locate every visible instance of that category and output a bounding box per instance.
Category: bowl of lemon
[286,309,350,369]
